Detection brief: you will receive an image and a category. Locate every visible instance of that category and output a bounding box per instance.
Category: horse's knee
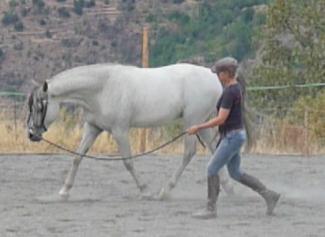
[187,148,196,158]
[184,142,197,159]
[180,150,196,170]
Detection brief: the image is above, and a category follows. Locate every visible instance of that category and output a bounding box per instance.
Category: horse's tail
[237,67,255,152]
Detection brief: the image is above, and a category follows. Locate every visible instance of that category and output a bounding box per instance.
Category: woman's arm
[187,108,230,135]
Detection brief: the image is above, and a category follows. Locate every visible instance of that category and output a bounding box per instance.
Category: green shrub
[119,0,135,12]
[21,7,28,17]
[9,0,18,8]
[39,18,46,25]
[58,7,70,17]
[14,21,24,31]
[32,0,45,9]
[85,0,96,8]
[0,48,6,63]
[2,11,19,26]
[45,29,52,38]
[73,0,84,15]
[173,0,185,4]
[168,11,190,25]
[145,14,156,23]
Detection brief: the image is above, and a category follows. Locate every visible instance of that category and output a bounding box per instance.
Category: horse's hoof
[157,188,171,201]
[58,189,70,201]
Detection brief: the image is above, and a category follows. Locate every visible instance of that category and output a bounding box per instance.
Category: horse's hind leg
[196,129,234,195]
[59,122,101,199]
[158,134,197,200]
[112,129,147,192]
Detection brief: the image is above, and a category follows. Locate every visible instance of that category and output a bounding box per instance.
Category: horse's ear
[31,79,40,87]
[42,81,48,92]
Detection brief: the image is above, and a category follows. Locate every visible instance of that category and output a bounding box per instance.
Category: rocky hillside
[0,0,266,93]
[1,0,126,92]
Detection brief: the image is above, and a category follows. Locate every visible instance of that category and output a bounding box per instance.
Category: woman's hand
[187,125,200,135]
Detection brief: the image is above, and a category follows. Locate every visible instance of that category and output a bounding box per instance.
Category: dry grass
[0,111,323,156]
[251,119,324,155]
[0,110,208,156]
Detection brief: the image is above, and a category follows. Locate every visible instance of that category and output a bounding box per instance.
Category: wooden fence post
[303,107,310,156]
[14,100,18,140]
[139,26,149,153]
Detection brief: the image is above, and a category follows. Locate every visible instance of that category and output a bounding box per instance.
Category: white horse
[27,63,234,200]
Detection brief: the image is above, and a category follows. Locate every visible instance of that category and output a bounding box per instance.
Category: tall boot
[239,173,280,215]
[192,175,220,219]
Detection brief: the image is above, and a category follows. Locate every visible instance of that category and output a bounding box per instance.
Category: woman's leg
[238,172,280,215]
[227,153,243,181]
[227,153,280,215]
[193,132,245,219]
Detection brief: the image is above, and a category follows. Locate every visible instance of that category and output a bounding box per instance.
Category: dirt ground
[0,153,324,237]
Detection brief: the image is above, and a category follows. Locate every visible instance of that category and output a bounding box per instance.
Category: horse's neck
[47,66,105,107]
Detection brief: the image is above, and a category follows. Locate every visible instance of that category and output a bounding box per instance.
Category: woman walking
[187,57,280,219]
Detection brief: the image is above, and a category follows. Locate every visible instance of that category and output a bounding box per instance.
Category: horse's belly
[132,100,183,127]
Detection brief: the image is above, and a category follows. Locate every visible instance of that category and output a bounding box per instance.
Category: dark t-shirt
[216,83,244,135]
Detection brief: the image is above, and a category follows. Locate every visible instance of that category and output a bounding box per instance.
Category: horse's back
[115,64,222,126]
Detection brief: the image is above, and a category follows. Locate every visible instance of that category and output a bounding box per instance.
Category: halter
[27,91,48,132]
[40,93,48,131]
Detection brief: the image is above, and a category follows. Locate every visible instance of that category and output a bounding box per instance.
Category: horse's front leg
[112,129,147,192]
[158,134,197,200]
[59,123,101,199]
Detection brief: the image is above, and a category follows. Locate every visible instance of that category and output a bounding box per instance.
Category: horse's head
[27,81,59,142]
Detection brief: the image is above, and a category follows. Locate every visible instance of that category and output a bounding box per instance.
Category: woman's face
[217,71,231,85]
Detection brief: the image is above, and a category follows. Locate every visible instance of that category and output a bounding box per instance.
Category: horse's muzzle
[28,132,42,142]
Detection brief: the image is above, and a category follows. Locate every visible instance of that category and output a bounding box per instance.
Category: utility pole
[139,26,149,153]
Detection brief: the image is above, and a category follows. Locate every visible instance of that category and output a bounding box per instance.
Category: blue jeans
[207,129,246,181]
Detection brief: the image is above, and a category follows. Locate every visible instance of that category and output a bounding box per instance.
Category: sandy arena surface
[0,153,324,237]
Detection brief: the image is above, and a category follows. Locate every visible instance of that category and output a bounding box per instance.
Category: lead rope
[41,131,188,162]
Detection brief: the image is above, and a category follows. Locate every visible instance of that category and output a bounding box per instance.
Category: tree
[74,0,84,15]
[58,7,70,18]
[32,0,45,9]
[250,0,325,112]
[118,0,136,12]
[9,0,18,8]
[150,0,269,66]
[85,0,96,8]
[14,21,24,32]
